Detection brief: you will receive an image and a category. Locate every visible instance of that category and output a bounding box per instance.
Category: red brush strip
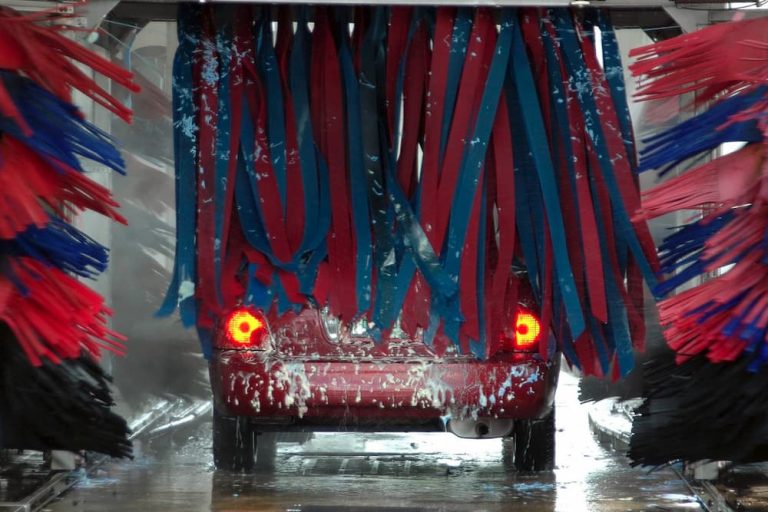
[221,213,248,310]
[0,8,139,124]
[194,11,220,318]
[219,11,248,267]
[577,20,659,275]
[0,136,124,239]
[459,173,484,346]
[638,144,763,221]
[629,17,768,105]
[402,8,455,335]
[396,23,428,200]
[398,22,430,336]
[487,97,516,358]
[657,245,767,363]
[458,11,496,346]
[275,13,306,255]
[0,259,126,366]
[588,142,645,360]
[568,99,608,323]
[419,8,454,250]
[433,9,494,249]
[573,332,600,378]
[312,10,357,320]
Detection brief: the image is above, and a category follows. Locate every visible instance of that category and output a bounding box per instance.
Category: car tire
[212,410,277,471]
[502,407,555,472]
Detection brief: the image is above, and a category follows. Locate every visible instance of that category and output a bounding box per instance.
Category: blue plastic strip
[470,176,489,359]
[5,218,109,278]
[439,8,472,166]
[357,7,399,334]
[290,11,331,292]
[244,263,273,309]
[159,5,199,327]
[259,21,289,212]
[638,85,767,172]
[509,14,585,337]
[0,72,125,176]
[338,26,373,316]
[588,155,633,376]
[552,10,659,296]
[290,13,320,248]
[441,10,513,348]
[593,11,636,162]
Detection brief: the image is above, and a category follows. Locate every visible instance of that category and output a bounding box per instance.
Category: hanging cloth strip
[311,8,358,320]
[159,5,201,327]
[508,11,585,340]
[163,7,659,376]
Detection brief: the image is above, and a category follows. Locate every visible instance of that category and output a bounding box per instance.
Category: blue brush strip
[510,12,585,337]
[289,11,331,293]
[654,213,736,297]
[244,263,274,309]
[0,72,125,175]
[259,20,289,212]
[593,11,636,162]
[358,7,399,334]
[442,10,513,350]
[639,86,768,172]
[587,159,632,376]
[378,12,429,333]
[470,176,489,359]
[5,218,109,278]
[339,24,373,317]
[505,83,542,304]
[159,4,200,328]
[552,9,659,297]
[439,8,472,167]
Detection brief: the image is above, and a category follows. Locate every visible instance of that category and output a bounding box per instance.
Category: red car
[209,273,560,472]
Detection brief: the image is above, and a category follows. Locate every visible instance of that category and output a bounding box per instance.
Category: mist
[108,27,208,413]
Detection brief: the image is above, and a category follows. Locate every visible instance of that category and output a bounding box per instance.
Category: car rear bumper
[210,350,559,427]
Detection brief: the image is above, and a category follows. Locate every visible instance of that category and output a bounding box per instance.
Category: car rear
[208,292,559,439]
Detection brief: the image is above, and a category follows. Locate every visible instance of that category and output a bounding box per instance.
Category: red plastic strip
[195,11,220,316]
[312,10,357,319]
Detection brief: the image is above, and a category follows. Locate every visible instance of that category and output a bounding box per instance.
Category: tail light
[221,308,271,350]
[501,308,542,352]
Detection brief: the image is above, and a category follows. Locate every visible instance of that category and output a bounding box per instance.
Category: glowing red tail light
[501,308,542,352]
[223,308,270,349]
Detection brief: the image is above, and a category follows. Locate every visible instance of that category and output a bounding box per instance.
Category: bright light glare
[515,312,541,349]
[226,310,264,345]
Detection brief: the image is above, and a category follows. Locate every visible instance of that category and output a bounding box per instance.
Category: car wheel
[502,408,555,472]
[212,410,277,471]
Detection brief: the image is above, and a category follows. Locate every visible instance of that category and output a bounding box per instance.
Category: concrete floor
[47,373,702,512]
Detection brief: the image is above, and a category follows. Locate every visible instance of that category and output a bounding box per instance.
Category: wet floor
[47,373,701,512]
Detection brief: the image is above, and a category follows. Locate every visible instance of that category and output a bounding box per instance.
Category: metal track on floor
[0,398,211,512]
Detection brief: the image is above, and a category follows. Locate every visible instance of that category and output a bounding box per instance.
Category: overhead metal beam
[709,8,768,23]
[112,0,696,8]
[664,5,710,31]
[109,0,693,30]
